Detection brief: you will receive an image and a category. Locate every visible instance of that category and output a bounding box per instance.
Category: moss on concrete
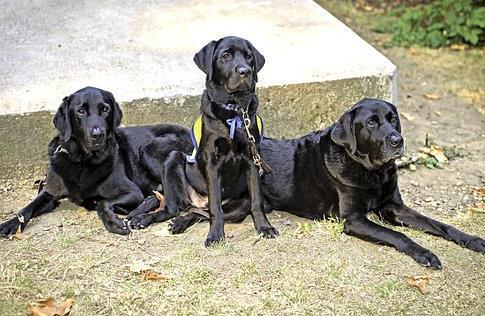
[0,75,393,180]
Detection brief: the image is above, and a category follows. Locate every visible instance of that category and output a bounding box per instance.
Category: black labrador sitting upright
[170,98,485,267]
[128,36,278,246]
[0,87,192,236]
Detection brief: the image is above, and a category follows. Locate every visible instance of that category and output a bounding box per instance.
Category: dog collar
[186,113,265,163]
[221,103,241,112]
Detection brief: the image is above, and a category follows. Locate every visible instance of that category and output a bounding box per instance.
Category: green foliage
[374,0,485,47]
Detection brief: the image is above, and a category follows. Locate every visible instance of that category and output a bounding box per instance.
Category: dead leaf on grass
[28,297,75,316]
[141,269,169,281]
[153,191,166,211]
[468,202,485,214]
[407,275,431,294]
[424,93,440,100]
[472,187,485,198]
[419,145,448,164]
[8,226,22,241]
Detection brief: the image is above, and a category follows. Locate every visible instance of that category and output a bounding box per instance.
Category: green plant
[374,0,485,47]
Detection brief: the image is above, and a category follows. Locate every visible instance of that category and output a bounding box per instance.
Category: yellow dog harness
[186,114,265,163]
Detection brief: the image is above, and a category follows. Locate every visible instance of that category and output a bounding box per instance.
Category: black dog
[0,87,192,236]
[128,36,278,246]
[169,98,485,267]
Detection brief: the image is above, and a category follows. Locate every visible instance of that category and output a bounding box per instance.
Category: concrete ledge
[0,76,393,181]
[0,0,396,179]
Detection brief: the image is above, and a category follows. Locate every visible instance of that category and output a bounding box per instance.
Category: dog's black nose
[90,127,105,140]
[388,133,403,148]
[237,66,251,77]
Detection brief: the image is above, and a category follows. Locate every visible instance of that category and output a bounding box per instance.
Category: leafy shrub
[374,0,485,47]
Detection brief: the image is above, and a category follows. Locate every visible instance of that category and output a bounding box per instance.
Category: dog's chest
[50,156,114,201]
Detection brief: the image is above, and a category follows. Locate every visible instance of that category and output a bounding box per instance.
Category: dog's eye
[390,117,398,125]
[367,119,377,127]
[101,105,110,113]
[245,54,252,60]
[222,53,231,60]
[77,108,85,115]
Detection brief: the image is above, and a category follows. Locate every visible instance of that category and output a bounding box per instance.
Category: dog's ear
[102,90,123,133]
[245,40,265,82]
[193,40,219,81]
[53,96,72,142]
[386,101,401,133]
[331,108,357,154]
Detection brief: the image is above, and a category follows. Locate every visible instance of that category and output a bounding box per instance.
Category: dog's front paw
[129,213,154,230]
[0,217,22,237]
[205,230,224,247]
[408,245,442,269]
[257,225,279,239]
[97,205,130,235]
[169,217,189,234]
[105,216,131,235]
[463,236,485,253]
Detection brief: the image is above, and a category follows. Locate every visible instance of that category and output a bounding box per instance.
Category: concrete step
[0,0,396,177]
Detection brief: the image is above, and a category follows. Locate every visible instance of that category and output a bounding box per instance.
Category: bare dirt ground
[1,1,484,315]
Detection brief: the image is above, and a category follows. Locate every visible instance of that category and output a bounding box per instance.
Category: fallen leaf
[407,275,431,294]
[141,269,169,281]
[152,191,166,211]
[419,145,448,164]
[400,112,415,121]
[468,202,485,214]
[424,93,440,100]
[28,298,75,316]
[472,187,485,198]
[8,225,22,241]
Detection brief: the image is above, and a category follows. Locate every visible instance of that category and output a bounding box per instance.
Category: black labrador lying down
[169,98,485,267]
[128,36,278,246]
[0,87,191,236]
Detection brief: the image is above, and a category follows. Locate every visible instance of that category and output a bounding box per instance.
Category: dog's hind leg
[126,195,161,219]
[129,151,193,229]
[0,191,59,237]
[380,204,485,253]
[169,196,252,234]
